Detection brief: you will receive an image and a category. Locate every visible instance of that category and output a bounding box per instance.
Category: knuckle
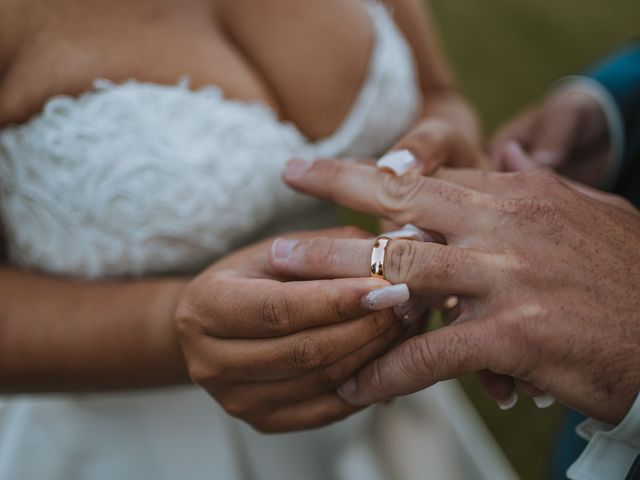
[367,360,387,394]
[305,237,340,269]
[187,356,225,386]
[291,336,328,371]
[401,336,436,381]
[494,307,547,372]
[378,173,425,216]
[387,240,421,280]
[259,291,294,336]
[496,196,557,224]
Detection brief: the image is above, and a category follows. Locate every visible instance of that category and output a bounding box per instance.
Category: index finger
[284,159,492,238]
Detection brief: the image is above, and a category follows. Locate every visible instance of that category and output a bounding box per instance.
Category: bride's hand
[174,227,410,433]
[380,118,490,177]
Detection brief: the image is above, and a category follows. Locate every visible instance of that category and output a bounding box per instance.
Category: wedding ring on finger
[370,236,391,279]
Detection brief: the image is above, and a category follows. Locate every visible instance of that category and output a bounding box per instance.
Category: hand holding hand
[174,228,410,433]
[272,159,640,424]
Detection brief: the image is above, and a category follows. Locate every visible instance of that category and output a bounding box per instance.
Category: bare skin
[271,158,640,425]
[0,0,482,431]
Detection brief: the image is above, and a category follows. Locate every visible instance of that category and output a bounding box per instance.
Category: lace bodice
[0,1,421,278]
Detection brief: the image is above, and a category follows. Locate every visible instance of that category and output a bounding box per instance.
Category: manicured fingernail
[377,150,417,175]
[338,377,357,400]
[497,391,519,411]
[362,284,410,311]
[393,297,430,327]
[443,295,459,310]
[271,239,298,260]
[533,394,556,409]
[284,159,311,178]
[384,224,433,242]
[532,150,559,166]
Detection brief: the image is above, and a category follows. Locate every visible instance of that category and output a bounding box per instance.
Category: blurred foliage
[346,1,640,478]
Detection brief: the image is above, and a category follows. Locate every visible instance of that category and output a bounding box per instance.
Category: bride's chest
[0,0,376,140]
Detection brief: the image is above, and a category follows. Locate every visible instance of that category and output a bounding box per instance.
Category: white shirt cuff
[567,392,640,480]
[552,76,626,191]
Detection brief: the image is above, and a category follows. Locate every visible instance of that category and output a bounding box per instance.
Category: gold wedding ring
[370,236,391,279]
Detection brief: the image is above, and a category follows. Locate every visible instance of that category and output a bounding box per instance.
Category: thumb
[338,320,501,405]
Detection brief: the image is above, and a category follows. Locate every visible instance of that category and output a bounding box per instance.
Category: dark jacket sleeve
[586,43,640,205]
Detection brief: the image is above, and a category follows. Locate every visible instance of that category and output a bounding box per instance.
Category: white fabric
[567,392,640,480]
[0,2,515,480]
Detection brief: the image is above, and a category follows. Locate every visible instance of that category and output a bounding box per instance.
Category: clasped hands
[175,117,640,433]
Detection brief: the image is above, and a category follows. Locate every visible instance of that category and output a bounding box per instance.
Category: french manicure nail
[497,391,518,411]
[338,377,357,400]
[362,284,410,311]
[271,239,298,260]
[377,150,417,176]
[284,159,311,178]
[533,394,556,409]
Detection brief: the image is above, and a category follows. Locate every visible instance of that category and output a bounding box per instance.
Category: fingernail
[271,239,298,260]
[443,295,459,310]
[532,150,559,167]
[362,284,410,311]
[338,377,357,400]
[384,224,433,242]
[377,150,417,176]
[284,159,311,178]
[393,297,430,327]
[497,391,519,411]
[533,394,556,409]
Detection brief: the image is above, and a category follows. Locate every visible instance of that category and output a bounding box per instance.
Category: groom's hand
[271,159,640,424]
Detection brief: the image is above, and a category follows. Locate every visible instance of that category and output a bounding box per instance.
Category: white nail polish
[384,224,433,242]
[393,297,430,327]
[363,284,410,311]
[377,150,417,176]
[497,391,518,411]
[533,394,556,409]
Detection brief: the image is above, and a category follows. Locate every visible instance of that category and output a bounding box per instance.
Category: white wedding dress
[0,2,518,479]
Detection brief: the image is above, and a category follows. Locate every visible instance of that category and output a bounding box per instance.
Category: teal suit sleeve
[586,43,640,205]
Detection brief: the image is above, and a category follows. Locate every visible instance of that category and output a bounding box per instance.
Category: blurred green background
[429,1,638,479]
[391,1,638,478]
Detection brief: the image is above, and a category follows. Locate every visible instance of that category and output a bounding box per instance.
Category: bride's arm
[0,262,189,392]
[383,0,484,168]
